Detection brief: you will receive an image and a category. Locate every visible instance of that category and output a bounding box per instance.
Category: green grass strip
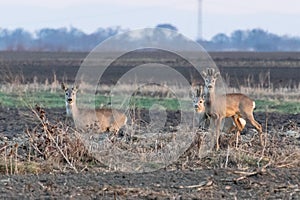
[0,91,298,114]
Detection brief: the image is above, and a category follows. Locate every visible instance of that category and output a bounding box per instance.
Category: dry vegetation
[0,105,95,174]
[0,82,299,173]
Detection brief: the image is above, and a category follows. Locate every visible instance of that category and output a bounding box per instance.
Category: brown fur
[201,69,263,150]
[61,83,127,134]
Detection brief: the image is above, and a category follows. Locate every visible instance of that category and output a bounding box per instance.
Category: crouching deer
[201,68,263,150]
[61,83,127,134]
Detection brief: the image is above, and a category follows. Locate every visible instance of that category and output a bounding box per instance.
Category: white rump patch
[239,118,247,127]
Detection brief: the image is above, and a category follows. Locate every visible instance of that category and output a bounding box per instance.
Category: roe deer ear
[196,88,200,97]
[201,71,207,78]
[198,85,203,96]
[73,85,79,91]
[214,72,220,79]
[189,89,196,99]
[61,82,67,91]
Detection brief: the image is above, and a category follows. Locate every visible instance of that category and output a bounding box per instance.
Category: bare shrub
[25,105,97,172]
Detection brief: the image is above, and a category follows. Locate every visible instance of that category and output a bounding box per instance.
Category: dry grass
[224,71,300,101]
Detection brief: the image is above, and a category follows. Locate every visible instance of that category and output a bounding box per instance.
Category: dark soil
[1,51,300,88]
[0,168,299,199]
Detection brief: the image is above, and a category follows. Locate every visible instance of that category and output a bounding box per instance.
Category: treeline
[200,29,300,51]
[0,26,123,52]
[0,25,300,51]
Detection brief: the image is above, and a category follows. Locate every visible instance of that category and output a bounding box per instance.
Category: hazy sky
[1,0,300,40]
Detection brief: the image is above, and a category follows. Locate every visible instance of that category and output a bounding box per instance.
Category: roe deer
[191,85,246,137]
[61,83,127,134]
[201,68,263,150]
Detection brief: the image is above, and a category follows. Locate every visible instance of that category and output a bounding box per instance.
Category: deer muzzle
[67,98,73,103]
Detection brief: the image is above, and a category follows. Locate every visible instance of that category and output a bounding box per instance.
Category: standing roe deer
[192,85,246,136]
[201,68,263,150]
[61,83,127,134]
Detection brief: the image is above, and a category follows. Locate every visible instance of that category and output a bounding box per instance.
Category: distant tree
[212,33,229,44]
[246,29,281,51]
[1,28,32,51]
[156,24,178,32]
[230,30,248,49]
[202,28,291,51]
[33,26,122,51]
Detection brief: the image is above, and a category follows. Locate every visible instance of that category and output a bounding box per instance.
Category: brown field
[0,51,299,199]
[1,51,300,87]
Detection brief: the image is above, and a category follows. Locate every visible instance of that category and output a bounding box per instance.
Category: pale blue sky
[1,0,300,40]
